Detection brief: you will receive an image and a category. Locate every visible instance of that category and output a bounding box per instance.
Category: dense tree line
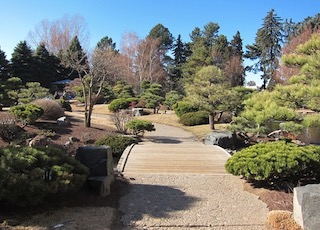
[1,11,319,128]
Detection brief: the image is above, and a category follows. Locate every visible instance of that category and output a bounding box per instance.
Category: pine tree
[96,36,117,51]
[148,23,174,50]
[34,43,62,87]
[65,36,88,79]
[230,31,243,57]
[169,35,187,90]
[0,48,10,82]
[11,41,35,84]
[245,9,283,89]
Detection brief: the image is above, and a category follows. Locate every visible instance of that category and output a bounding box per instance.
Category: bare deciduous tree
[224,55,245,87]
[63,47,119,127]
[119,33,167,93]
[28,14,89,55]
[119,32,139,87]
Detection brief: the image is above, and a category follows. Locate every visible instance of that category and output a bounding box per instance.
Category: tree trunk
[209,112,215,130]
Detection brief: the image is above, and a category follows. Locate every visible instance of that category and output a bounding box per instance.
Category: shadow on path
[120,183,199,226]
[142,135,182,144]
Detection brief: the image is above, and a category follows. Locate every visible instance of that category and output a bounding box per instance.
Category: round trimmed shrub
[225,141,320,185]
[33,99,64,120]
[179,111,209,126]
[95,135,137,159]
[125,119,155,135]
[172,101,198,117]
[0,146,89,207]
[108,98,139,112]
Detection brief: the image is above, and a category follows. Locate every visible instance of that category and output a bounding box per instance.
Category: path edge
[117,143,135,172]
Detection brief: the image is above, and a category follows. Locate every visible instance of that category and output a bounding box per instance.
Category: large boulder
[204,130,235,149]
[294,184,320,230]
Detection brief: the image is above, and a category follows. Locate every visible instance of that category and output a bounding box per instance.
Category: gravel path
[119,174,268,229]
[118,124,269,229]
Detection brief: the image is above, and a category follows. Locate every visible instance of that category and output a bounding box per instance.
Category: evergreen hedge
[172,101,198,117]
[179,110,209,126]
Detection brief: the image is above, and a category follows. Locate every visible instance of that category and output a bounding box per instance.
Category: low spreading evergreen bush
[125,119,155,135]
[172,101,198,117]
[225,141,320,185]
[95,135,137,159]
[10,103,43,125]
[0,146,89,207]
[179,110,209,126]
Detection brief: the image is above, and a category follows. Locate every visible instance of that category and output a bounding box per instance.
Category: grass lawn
[70,103,228,141]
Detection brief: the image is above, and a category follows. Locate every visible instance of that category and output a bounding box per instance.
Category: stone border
[117,143,136,172]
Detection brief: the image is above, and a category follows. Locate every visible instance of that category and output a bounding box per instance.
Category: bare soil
[0,109,293,229]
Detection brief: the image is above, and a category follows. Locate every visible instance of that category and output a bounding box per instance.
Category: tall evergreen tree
[173,35,187,72]
[11,41,35,84]
[226,31,245,87]
[96,36,117,51]
[0,48,10,82]
[34,43,62,87]
[230,31,243,57]
[211,34,230,69]
[245,9,283,89]
[203,22,220,49]
[148,23,174,50]
[65,36,88,79]
[170,34,187,90]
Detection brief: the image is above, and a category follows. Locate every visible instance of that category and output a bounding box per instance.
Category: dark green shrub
[58,99,72,112]
[10,103,44,125]
[225,141,320,185]
[95,135,137,159]
[179,111,209,126]
[172,101,198,117]
[0,146,89,206]
[108,98,139,112]
[33,99,64,120]
[125,119,155,135]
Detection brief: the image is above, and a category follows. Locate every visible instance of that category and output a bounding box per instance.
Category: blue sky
[1,0,319,84]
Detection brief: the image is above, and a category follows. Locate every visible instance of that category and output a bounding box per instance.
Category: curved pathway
[118,123,230,174]
[118,124,269,229]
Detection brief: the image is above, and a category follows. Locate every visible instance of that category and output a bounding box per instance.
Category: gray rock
[294,184,320,230]
[132,108,143,116]
[57,116,70,126]
[28,135,50,147]
[204,130,235,149]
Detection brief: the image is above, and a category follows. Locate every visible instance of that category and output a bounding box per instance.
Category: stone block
[87,176,114,197]
[76,146,114,196]
[293,184,320,230]
[76,146,114,177]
